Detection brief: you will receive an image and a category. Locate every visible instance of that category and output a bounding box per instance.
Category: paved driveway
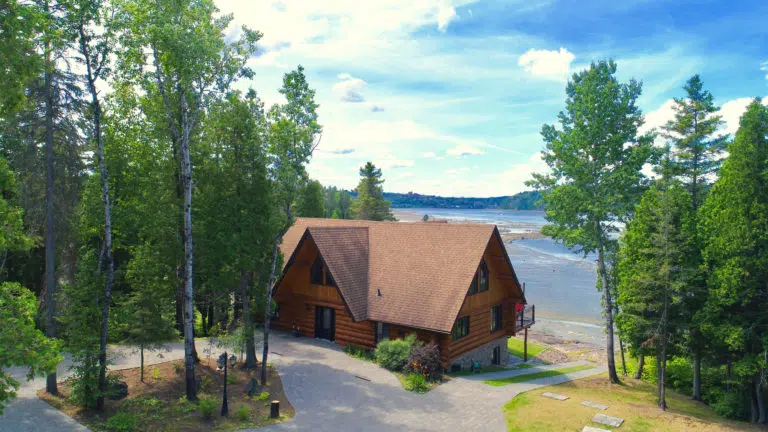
[0,333,604,432]
[254,333,605,432]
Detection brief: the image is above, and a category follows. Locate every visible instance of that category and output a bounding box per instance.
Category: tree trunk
[757,373,767,424]
[261,237,281,385]
[79,28,115,410]
[180,99,197,401]
[658,348,667,410]
[656,354,662,399]
[752,383,760,424]
[619,337,627,376]
[242,270,257,368]
[596,242,619,383]
[140,344,144,382]
[634,355,644,379]
[692,353,702,401]
[43,25,58,395]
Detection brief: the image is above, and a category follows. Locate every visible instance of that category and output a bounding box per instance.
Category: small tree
[352,162,395,221]
[122,244,178,382]
[295,179,324,218]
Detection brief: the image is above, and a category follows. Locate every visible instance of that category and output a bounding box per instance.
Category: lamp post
[221,351,229,416]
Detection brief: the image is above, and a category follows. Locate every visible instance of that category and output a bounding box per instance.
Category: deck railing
[516,304,535,330]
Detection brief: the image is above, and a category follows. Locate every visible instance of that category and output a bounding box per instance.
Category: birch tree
[118,0,260,400]
[528,60,655,383]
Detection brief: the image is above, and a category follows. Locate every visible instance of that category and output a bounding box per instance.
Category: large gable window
[479,260,489,292]
[452,316,470,340]
[310,256,323,285]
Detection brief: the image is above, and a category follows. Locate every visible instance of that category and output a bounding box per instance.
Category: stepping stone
[542,392,569,401]
[581,400,609,410]
[592,413,624,427]
[582,427,610,432]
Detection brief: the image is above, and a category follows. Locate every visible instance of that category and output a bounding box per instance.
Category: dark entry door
[314,306,335,341]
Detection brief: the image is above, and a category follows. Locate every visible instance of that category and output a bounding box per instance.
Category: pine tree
[700,100,768,423]
[661,75,728,399]
[529,60,655,383]
[352,162,395,221]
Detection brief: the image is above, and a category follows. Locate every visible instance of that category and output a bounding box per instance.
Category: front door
[314,306,335,341]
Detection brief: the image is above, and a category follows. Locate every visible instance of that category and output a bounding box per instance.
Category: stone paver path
[593,413,624,427]
[581,400,609,410]
[583,426,611,432]
[0,333,606,432]
[542,391,570,400]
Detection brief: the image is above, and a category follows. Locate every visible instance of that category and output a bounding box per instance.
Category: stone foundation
[449,337,508,371]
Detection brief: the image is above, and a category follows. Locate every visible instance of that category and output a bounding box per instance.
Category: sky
[217,0,768,198]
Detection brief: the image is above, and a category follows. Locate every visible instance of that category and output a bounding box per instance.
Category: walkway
[0,334,605,432]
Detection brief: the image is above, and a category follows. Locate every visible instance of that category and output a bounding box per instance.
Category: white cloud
[437,2,458,32]
[518,47,574,81]
[423,151,437,158]
[761,61,768,80]
[639,99,676,137]
[447,143,484,157]
[332,73,368,103]
[720,97,768,136]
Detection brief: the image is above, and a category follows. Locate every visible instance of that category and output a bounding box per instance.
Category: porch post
[524,328,528,362]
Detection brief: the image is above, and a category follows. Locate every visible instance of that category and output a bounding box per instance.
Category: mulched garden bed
[37,357,294,432]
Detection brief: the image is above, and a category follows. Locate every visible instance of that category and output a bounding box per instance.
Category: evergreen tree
[352,162,395,221]
[295,179,324,218]
[528,60,655,383]
[617,180,693,409]
[661,75,728,399]
[700,100,768,423]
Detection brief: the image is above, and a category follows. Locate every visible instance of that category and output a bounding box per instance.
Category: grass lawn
[507,337,549,361]
[447,363,535,378]
[38,359,293,432]
[502,373,763,432]
[484,364,595,386]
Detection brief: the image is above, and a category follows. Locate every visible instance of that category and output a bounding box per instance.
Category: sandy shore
[392,208,548,242]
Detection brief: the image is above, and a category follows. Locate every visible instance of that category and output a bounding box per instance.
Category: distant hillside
[378,190,544,210]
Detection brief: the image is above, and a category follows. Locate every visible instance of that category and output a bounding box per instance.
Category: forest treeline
[530,63,768,423]
[0,0,397,412]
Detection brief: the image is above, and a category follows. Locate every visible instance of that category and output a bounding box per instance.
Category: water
[397,208,603,326]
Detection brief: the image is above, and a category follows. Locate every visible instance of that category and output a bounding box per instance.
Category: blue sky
[218,0,768,197]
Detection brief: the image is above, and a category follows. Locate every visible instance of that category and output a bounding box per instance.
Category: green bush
[252,391,270,401]
[105,411,138,432]
[235,405,250,422]
[151,368,161,380]
[709,388,750,420]
[226,374,239,384]
[199,376,213,393]
[344,345,375,361]
[172,362,183,374]
[198,397,216,419]
[375,334,420,371]
[404,373,429,393]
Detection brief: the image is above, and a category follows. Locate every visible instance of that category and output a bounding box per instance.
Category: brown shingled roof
[277,218,517,333]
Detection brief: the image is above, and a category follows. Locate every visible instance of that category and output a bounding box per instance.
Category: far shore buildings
[272,218,535,370]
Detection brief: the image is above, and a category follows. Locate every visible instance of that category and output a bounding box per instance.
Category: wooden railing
[516,304,535,330]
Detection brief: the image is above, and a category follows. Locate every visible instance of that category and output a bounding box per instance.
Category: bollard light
[229,354,236,367]
[217,353,226,371]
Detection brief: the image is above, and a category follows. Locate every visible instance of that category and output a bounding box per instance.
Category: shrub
[105,411,138,432]
[405,343,442,382]
[375,334,421,371]
[252,391,270,401]
[198,397,216,419]
[175,396,197,414]
[199,376,213,393]
[151,368,161,380]
[226,374,239,385]
[709,388,750,420]
[235,405,250,422]
[172,362,183,374]
[404,373,429,393]
[344,345,375,361]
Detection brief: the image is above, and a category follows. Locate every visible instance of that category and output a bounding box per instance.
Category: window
[451,316,470,340]
[310,257,323,284]
[491,304,502,333]
[375,322,390,344]
[326,268,337,287]
[479,260,489,292]
[492,346,501,365]
[468,275,478,295]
